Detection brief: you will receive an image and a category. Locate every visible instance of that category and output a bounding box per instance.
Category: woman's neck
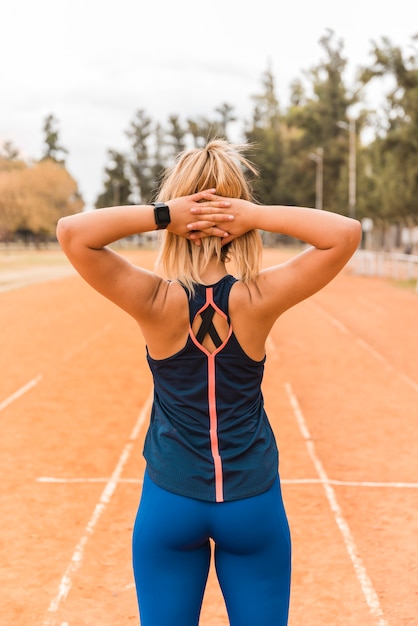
[199,257,228,285]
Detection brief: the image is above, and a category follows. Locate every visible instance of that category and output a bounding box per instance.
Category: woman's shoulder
[230,275,263,306]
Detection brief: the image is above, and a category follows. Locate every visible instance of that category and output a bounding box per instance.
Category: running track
[1,249,417,625]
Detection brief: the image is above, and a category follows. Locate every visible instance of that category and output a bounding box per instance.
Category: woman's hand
[185,192,256,244]
[167,190,235,244]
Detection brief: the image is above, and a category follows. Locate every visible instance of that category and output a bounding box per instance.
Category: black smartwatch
[151,202,171,230]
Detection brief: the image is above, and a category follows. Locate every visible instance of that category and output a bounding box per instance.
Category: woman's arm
[188,197,362,315]
[56,191,232,320]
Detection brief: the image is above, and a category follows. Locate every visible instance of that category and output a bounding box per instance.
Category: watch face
[153,203,171,229]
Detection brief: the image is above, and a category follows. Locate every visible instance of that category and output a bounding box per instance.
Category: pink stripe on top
[189,287,232,502]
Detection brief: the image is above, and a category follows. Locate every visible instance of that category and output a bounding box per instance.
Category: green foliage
[0,140,20,160]
[0,159,83,243]
[0,130,83,243]
[284,30,361,213]
[41,113,68,164]
[93,30,418,231]
[95,150,132,208]
[245,67,285,204]
[3,30,418,246]
[95,104,239,207]
[360,35,418,222]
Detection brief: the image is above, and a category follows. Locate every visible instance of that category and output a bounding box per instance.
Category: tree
[91,39,418,231]
[126,109,155,203]
[166,115,187,156]
[95,149,132,208]
[186,116,222,147]
[150,122,168,197]
[0,160,83,244]
[284,30,361,213]
[0,140,20,160]
[41,113,68,164]
[360,36,418,222]
[215,102,237,139]
[245,66,284,205]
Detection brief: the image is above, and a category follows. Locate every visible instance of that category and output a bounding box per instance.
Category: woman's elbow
[56,216,75,249]
[339,218,362,257]
[348,218,362,249]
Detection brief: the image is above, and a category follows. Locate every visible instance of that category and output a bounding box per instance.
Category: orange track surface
[1,249,417,626]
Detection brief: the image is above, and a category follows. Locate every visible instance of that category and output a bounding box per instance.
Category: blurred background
[1,0,417,259]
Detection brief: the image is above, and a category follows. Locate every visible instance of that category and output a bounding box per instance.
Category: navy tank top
[143,275,278,502]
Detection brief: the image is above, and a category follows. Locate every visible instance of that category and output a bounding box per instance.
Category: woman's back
[144,274,278,503]
[142,268,278,363]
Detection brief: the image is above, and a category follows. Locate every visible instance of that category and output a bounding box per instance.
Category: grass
[0,245,70,271]
[391,278,418,292]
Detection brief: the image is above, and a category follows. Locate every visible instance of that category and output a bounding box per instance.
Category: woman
[57,139,361,626]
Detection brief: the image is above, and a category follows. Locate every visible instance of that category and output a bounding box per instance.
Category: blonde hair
[155,139,262,292]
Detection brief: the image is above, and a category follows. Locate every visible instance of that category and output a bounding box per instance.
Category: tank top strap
[181,275,237,322]
[182,275,237,354]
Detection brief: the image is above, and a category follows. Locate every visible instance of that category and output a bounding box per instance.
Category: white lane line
[313,302,418,393]
[0,324,112,415]
[285,382,388,626]
[284,478,418,488]
[357,296,387,316]
[266,335,278,358]
[37,477,143,484]
[325,479,418,488]
[62,324,112,362]
[0,375,43,412]
[43,391,153,626]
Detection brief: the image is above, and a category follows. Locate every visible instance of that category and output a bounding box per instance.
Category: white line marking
[62,324,112,362]
[283,478,418,488]
[285,382,388,626]
[395,370,418,393]
[355,337,388,366]
[313,302,418,393]
[317,308,351,334]
[124,583,135,591]
[0,375,43,412]
[43,391,152,626]
[357,296,386,316]
[0,325,113,415]
[326,479,418,488]
[266,335,278,359]
[0,319,114,414]
[37,477,143,484]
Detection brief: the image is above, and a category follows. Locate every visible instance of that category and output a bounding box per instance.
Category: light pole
[337,117,356,219]
[309,147,324,210]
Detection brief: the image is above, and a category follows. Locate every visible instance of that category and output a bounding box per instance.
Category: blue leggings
[132,471,291,626]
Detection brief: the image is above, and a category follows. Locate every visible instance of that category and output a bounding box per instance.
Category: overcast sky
[1,0,417,208]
